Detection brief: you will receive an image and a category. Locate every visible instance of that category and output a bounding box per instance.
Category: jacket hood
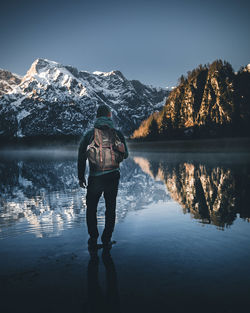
[94,116,114,129]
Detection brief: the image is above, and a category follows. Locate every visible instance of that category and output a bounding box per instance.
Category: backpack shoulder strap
[93,128,102,146]
[112,129,122,142]
[94,128,103,166]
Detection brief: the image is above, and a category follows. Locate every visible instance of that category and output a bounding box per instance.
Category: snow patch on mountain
[245,64,250,72]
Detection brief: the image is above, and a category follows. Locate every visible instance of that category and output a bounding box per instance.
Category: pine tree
[166,117,173,138]
[147,118,159,140]
[178,75,185,85]
[160,113,168,136]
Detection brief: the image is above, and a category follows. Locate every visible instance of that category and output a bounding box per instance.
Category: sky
[0,0,249,87]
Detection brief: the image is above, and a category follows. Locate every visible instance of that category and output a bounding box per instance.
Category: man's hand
[79,178,87,188]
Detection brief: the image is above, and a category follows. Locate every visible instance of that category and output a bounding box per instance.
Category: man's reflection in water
[87,247,121,313]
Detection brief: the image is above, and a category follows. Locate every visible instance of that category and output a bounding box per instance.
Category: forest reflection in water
[0,149,250,239]
[133,152,250,229]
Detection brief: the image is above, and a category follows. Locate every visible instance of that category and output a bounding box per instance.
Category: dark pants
[86,171,120,242]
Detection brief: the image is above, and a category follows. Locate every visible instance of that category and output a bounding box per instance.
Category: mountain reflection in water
[134,154,250,229]
[0,157,169,239]
[0,150,250,239]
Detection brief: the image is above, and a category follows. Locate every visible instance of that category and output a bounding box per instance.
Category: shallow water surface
[0,149,250,313]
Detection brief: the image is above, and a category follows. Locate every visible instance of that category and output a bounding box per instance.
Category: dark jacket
[77,117,129,180]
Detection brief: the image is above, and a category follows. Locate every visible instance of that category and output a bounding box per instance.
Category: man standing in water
[78,105,128,250]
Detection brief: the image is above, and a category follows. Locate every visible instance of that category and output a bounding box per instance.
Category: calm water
[0,148,250,313]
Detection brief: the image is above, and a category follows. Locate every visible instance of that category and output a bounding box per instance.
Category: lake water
[0,148,250,313]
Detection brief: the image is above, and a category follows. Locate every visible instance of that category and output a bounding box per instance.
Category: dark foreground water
[0,148,250,313]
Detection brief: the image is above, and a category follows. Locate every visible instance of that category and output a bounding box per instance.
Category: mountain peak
[24,58,61,78]
[25,58,125,82]
[93,69,124,79]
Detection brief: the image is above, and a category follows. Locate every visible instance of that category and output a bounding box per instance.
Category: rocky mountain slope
[0,69,21,96]
[132,60,250,139]
[0,58,169,139]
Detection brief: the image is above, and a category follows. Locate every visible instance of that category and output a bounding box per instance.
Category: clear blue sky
[1,0,249,87]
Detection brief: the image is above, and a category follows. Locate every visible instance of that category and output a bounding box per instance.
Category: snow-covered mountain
[0,58,169,138]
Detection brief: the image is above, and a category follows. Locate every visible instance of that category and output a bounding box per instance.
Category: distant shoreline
[128,137,250,152]
[0,136,250,153]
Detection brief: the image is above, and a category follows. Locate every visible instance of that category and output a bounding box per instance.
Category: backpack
[86,127,125,171]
